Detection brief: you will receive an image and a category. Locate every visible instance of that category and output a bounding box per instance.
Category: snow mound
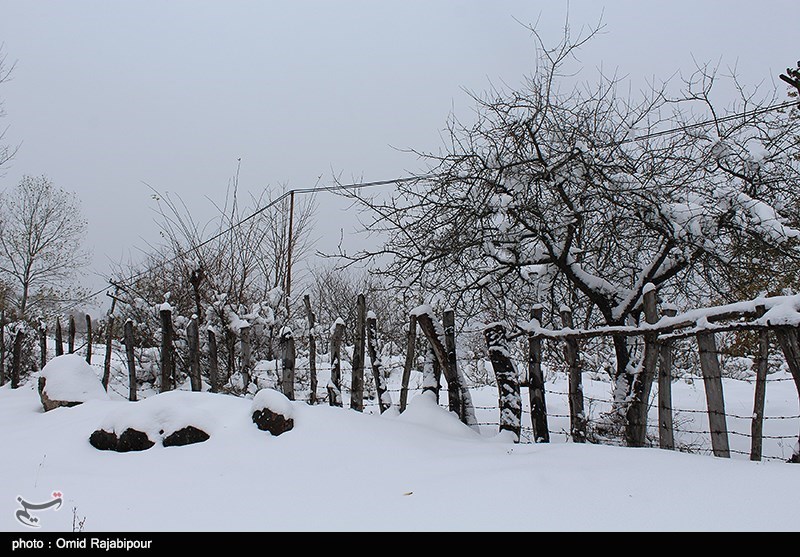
[99,390,217,442]
[396,391,479,440]
[251,388,294,419]
[39,354,109,410]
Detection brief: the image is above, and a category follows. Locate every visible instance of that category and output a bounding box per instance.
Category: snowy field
[1,359,799,532]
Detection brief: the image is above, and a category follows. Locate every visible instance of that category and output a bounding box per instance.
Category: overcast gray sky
[0,1,797,308]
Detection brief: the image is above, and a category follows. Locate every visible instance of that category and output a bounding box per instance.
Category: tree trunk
[303,294,318,405]
[366,313,391,413]
[328,320,345,407]
[208,328,219,393]
[625,287,659,447]
[561,308,586,443]
[85,314,93,365]
[68,315,76,354]
[484,323,522,442]
[527,305,549,443]
[160,307,173,393]
[350,293,366,412]
[400,314,417,413]
[187,317,202,392]
[124,319,137,401]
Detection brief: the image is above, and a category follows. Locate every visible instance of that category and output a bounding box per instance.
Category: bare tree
[0,44,18,174]
[343,26,800,409]
[0,175,90,318]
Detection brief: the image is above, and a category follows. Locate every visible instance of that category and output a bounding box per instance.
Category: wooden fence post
[303,295,318,405]
[187,317,202,392]
[11,327,24,389]
[68,315,76,354]
[159,306,173,393]
[85,314,93,364]
[124,319,137,401]
[484,323,522,442]
[208,328,219,393]
[55,317,64,357]
[527,305,549,443]
[38,320,47,370]
[102,315,114,391]
[658,305,678,450]
[626,286,659,448]
[400,314,417,413]
[773,326,800,463]
[413,308,477,427]
[0,310,5,385]
[328,319,345,407]
[351,293,366,412]
[422,341,440,399]
[750,307,769,461]
[366,312,391,413]
[279,327,296,401]
[696,331,730,458]
[240,323,251,392]
[560,307,586,443]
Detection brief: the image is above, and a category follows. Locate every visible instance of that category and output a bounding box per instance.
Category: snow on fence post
[187,317,202,392]
[625,286,659,448]
[658,305,678,450]
[484,323,522,442]
[11,326,24,389]
[85,314,93,364]
[159,304,174,393]
[68,315,76,354]
[124,319,137,401]
[773,325,800,463]
[560,307,586,443]
[696,331,730,458]
[303,294,318,405]
[422,342,440,400]
[38,320,47,370]
[527,305,549,443]
[366,312,391,413]
[279,327,296,401]
[328,319,345,407]
[351,293,366,412]
[207,328,219,393]
[399,314,417,413]
[413,306,477,427]
[240,322,251,392]
[54,317,64,357]
[750,306,769,461]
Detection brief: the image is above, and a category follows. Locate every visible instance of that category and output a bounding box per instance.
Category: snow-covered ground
[1,363,799,532]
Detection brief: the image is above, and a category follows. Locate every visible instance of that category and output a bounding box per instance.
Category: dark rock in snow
[89,429,119,451]
[116,428,155,452]
[163,425,210,447]
[252,408,294,436]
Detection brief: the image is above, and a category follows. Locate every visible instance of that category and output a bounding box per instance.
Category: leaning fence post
[303,295,318,405]
[68,315,76,354]
[279,327,296,401]
[696,331,730,458]
[124,319,137,401]
[773,325,800,463]
[626,286,659,448]
[54,317,64,357]
[351,293,366,412]
[422,341,440,400]
[85,314,93,364]
[159,305,174,393]
[11,326,24,389]
[560,307,586,443]
[328,319,345,407]
[484,323,522,442]
[38,320,47,370]
[187,317,202,392]
[527,305,549,443]
[102,315,115,391]
[400,314,417,413]
[366,312,391,413]
[658,305,678,450]
[750,306,769,461]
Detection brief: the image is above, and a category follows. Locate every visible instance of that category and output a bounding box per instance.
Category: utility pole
[285,190,295,316]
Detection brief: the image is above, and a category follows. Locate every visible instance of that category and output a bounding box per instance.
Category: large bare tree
[0,175,90,318]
